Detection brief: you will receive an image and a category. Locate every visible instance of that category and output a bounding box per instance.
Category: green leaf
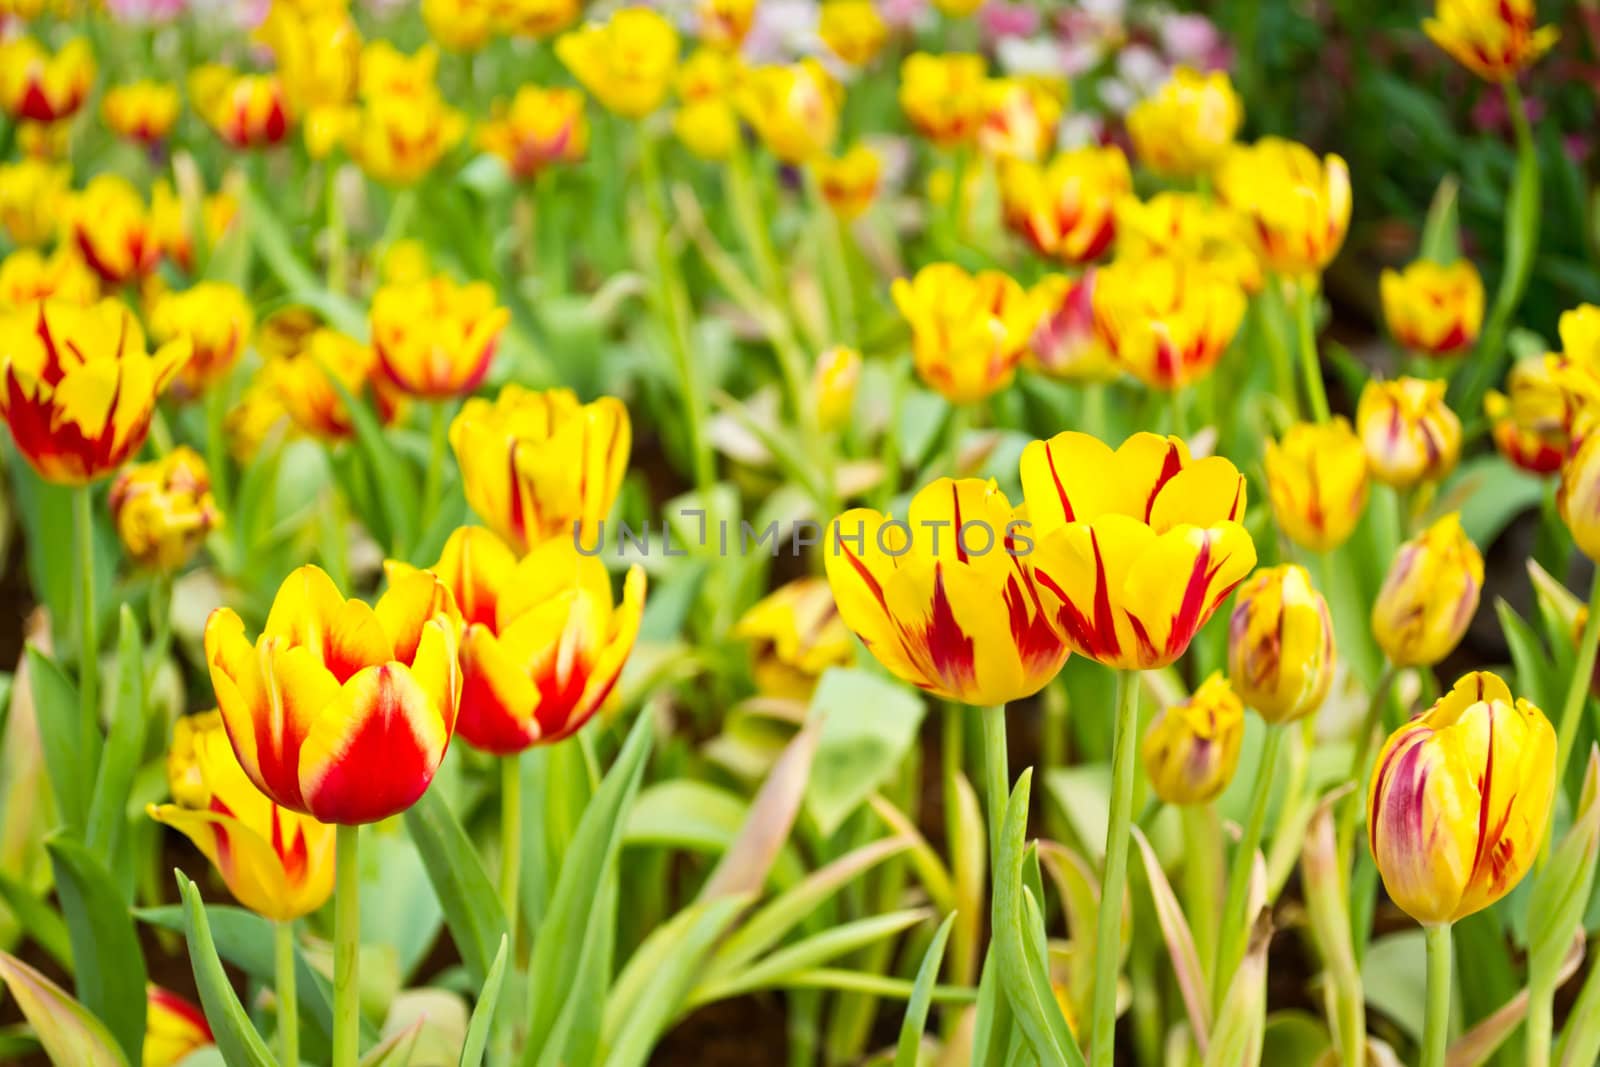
[894,912,957,1067]
[521,714,654,1067]
[0,951,127,1067]
[0,870,73,971]
[701,715,822,900]
[27,647,94,835]
[319,367,419,556]
[1260,1011,1331,1067]
[623,780,747,853]
[458,935,508,1067]
[1529,749,1600,992]
[1363,931,1428,1043]
[1495,599,1560,715]
[404,788,508,987]
[175,873,278,1067]
[1435,457,1544,559]
[85,607,144,897]
[46,836,146,1064]
[690,909,929,1006]
[804,668,927,836]
[1420,175,1462,264]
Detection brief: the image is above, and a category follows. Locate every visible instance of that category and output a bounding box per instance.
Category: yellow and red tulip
[67,175,162,285]
[735,60,841,165]
[1092,255,1246,391]
[734,578,856,701]
[1115,192,1262,293]
[698,0,755,50]
[1381,259,1484,358]
[1486,356,1572,476]
[370,274,510,399]
[1216,138,1351,278]
[1356,376,1463,488]
[144,986,214,1067]
[1368,671,1555,925]
[1372,513,1484,668]
[819,0,889,67]
[479,86,589,180]
[824,477,1069,705]
[0,158,70,247]
[814,145,881,221]
[1558,428,1600,562]
[1000,147,1132,265]
[1263,417,1370,551]
[189,65,292,149]
[899,52,987,148]
[204,564,462,824]
[813,345,862,431]
[151,178,241,277]
[1126,66,1242,178]
[150,282,253,398]
[450,385,631,553]
[1020,431,1256,671]
[148,710,335,919]
[1141,672,1245,805]
[494,0,582,38]
[108,447,221,573]
[672,48,741,161]
[1227,564,1336,723]
[1026,272,1116,382]
[267,327,402,441]
[0,247,98,310]
[0,36,94,123]
[978,77,1063,164]
[254,0,362,119]
[347,91,464,185]
[0,299,189,485]
[892,263,1034,404]
[101,80,181,146]
[1423,0,1558,82]
[556,7,680,119]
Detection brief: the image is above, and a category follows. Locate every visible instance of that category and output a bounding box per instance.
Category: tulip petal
[1030,513,1157,668]
[824,508,921,682]
[1018,432,1124,528]
[375,568,456,665]
[564,564,646,739]
[259,644,342,810]
[457,624,541,754]
[205,608,270,787]
[147,803,299,921]
[1123,523,1256,665]
[1368,725,1475,925]
[262,565,349,662]
[1148,456,1247,531]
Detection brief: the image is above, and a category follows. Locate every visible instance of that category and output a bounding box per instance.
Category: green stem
[1527,974,1554,1067]
[1258,296,1298,423]
[1335,662,1398,880]
[332,824,361,1067]
[1214,722,1285,1008]
[1180,804,1221,984]
[980,704,1008,874]
[420,400,449,531]
[1090,670,1140,1067]
[1295,282,1331,423]
[499,752,522,936]
[75,486,97,745]
[1421,923,1453,1067]
[276,920,299,1067]
[204,383,231,510]
[1555,570,1600,788]
[326,161,348,296]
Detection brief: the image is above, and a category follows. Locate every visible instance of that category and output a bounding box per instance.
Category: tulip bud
[479,86,588,180]
[1486,355,1572,476]
[108,447,222,573]
[1558,429,1600,561]
[978,77,1062,164]
[370,273,510,399]
[1228,565,1336,724]
[1368,671,1555,924]
[673,48,741,162]
[733,578,855,701]
[699,0,756,49]
[102,80,182,147]
[1000,147,1131,265]
[899,52,987,148]
[819,0,888,67]
[813,145,881,221]
[1093,254,1246,391]
[188,65,291,149]
[1356,377,1463,488]
[267,328,403,440]
[1141,673,1245,805]
[1380,259,1484,358]
[1115,192,1262,294]
[1371,513,1483,668]
[0,37,95,123]
[0,247,98,311]
[495,0,581,38]
[1423,0,1558,82]
[735,60,841,166]
[1126,66,1242,178]
[0,158,70,247]
[557,8,680,119]
[67,176,161,286]
[149,282,254,398]
[1263,418,1369,552]
[813,345,861,431]
[423,0,496,52]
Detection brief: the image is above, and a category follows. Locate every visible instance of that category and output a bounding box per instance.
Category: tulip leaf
[404,788,508,988]
[1420,175,1462,265]
[0,869,73,972]
[1133,827,1212,1051]
[521,713,654,1067]
[26,646,94,836]
[1495,599,1561,723]
[803,668,926,837]
[85,607,144,897]
[1362,930,1429,1043]
[1529,751,1600,991]
[0,950,127,1067]
[623,779,748,853]
[458,935,507,1067]
[45,835,146,1064]
[316,365,418,556]
[175,873,278,1067]
[1260,1011,1332,1067]
[894,911,957,1067]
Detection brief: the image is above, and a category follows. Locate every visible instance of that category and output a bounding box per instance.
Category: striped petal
[456,623,541,755]
[146,804,302,921]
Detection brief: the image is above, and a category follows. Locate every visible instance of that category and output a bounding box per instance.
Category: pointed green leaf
[27,647,94,835]
[0,951,127,1067]
[894,911,956,1067]
[175,873,277,1067]
[403,788,507,986]
[46,835,146,1064]
[458,935,508,1067]
[86,607,144,895]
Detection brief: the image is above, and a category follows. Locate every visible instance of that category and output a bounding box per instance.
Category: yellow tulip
[1020,431,1257,670]
[1263,418,1370,551]
[1560,303,1600,367]
[0,36,94,123]
[67,175,162,285]
[813,345,862,431]
[892,263,1034,404]
[1216,138,1351,277]
[699,0,755,49]
[672,48,742,161]
[150,282,254,398]
[1141,672,1245,805]
[899,52,987,148]
[1557,428,1600,561]
[1371,513,1483,668]
[0,247,98,311]
[148,711,336,919]
[1126,66,1242,178]
[449,385,631,553]
[734,578,856,701]
[255,0,362,118]
[188,65,291,149]
[1356,377,1463,488]
[1381,259,1484,358]
[346,89,464,185]
[736,60,841,165]
[423,0,496,52]
[813,145,881,220]
[824,477,1069,705]
[1423,0,1558,82]
[1368,671,1554,924]
[1115,192,1262,293]
[108,446,222,573]
[932,0,983,15]
[0,158,70,247]
[225,369,294,464]
[1000,147,1131,265]
[151,177,240,276]
[494,0,581,38]
[267,328,402,440]
[978,77,1062,164]
[1228,564,1336,724]
[1092,255,1246,391]
[480,86,589,180]
[101,80,181,146]
[370,274,509,399]
[1486,355,1571,476]
[819,0,888,67]
[1026,272,1116,382]
[557,8,680,119]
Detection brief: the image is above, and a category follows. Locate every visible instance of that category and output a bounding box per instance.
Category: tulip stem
[980,704,1008,873]
[499,753,522,938]
[1090,670,1140,1067]
[332,823,360,1067]
[74,485,97,749]
[1421,922,1453,1067]
[1295,282,1331,423]
[1214,722,1285,1010]
[1554,570,1600,790]
[276,920,299,1067]
[420,400,449,532]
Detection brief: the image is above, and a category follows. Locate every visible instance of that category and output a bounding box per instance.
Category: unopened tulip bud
[108,447,222,573]
[1264,418,1369,552]
[1228,564,1335,724]
[1356,377,1463,488]
[1381,259,1484,358]
[813,345,861,431]
[1141,673,1245,805]
[1372,513,1483,667]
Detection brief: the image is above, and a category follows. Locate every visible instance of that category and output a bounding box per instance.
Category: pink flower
[105,0,186,21]
[982,2,1038,43]
[1159,13,1229,69]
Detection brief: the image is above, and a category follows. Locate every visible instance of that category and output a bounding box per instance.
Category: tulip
[813,345,861,431]
[1381,259,1484,358]
[1368,671,1555,924]
[101,79,181,146]
[1115,192,1262,293]
[813,145,881,220]
[0,37,95,123]
[357,40,442,100]
[699,0,755,49]
[347,91,464,186]
[225,369,294,464]
[819,0,889,67]
[151,178,240,276]
[1000,146,1132,265]
[1126,66,1242,178]
[254,0,362,121]
[148,710,335,918]
[734,578,855,701]
[735,60,841,165]
[1020,431,1257,671]
[1558,429,1600,562]
[1216,138,1351,277]
[556,8,680,119]
[1486,356,1572,476]
[1561,303,1600,366]
[824,477,1069,705]
[1228,564,1336,723]
[479,86,589,180]
[189,66,291,149]
[0,158,70,247]
[395,526,646,754]
[1356,377,1463,488]
[266,328,402,441]
[1092,255,1246,390]
[672,48,741,161]
[495,0,582,38]
[204,564,461,824]
[892,263,1034,404]
[1423,0,1558,82]
[423,0,495,52]
[1141,672,1245,805]
[899,52,988,148]
[0,299,189,485]
[67,175,161,285]
[370,274,509,399]
[978,77,1062,164]
[0,248,98,310]
[1372,513,1483,668]
[1026,272,1116,382]
[450,385,631,553]
[150,282,253,398]
[144,986,214,1067]
[108,447,221,573]
[1263,418,1370,551]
